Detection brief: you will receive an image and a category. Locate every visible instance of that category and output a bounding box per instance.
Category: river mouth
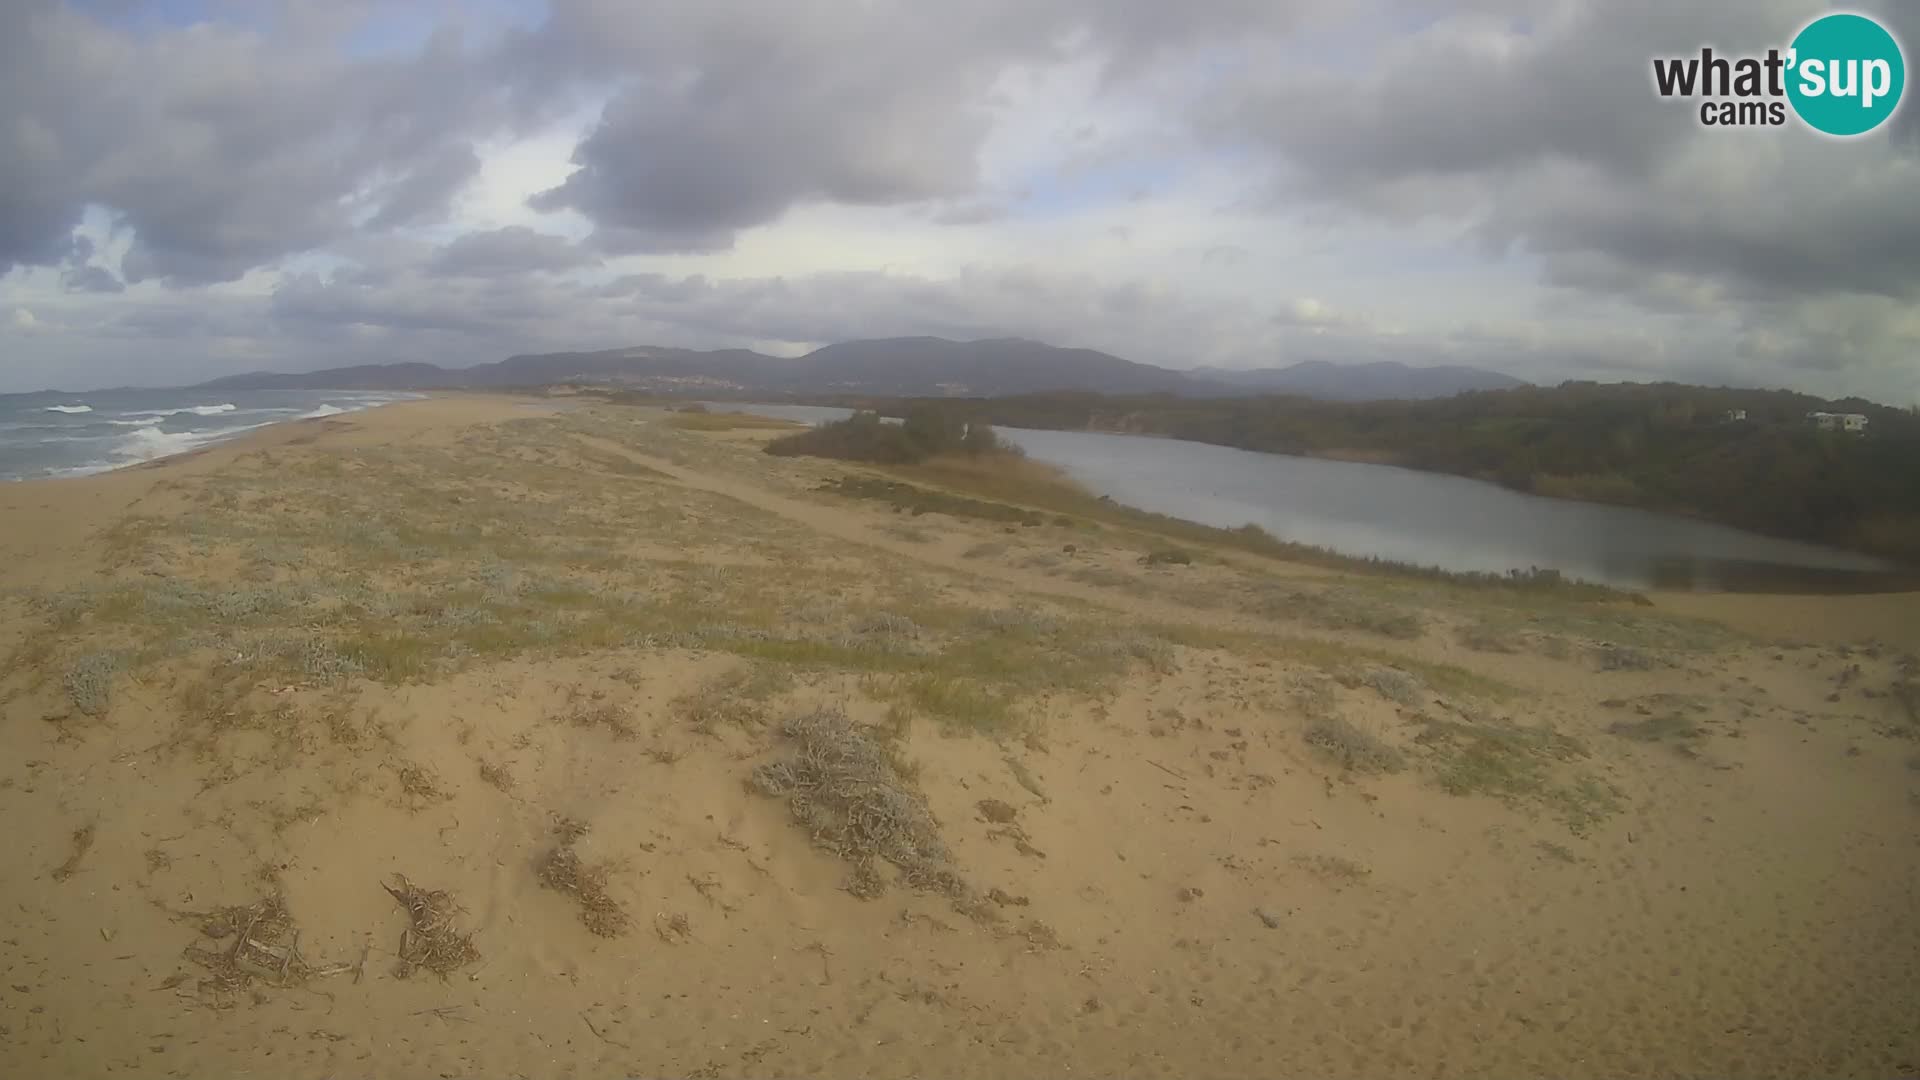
[700,401,1915,597]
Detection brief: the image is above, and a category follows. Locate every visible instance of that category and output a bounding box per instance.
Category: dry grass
[536,820,629,937]
[1607,712,1705,751]
[1457,619,1521,654]
[1140,546,1195,567]
[395,763,445,805]
[1890,675,1918,726]
[564,700,639,739]
[751,708,964,899]
[1356,666,1424,706]
[1303,715,1407,774]
[478,760,516,791]
[1248,586,1425,640]
[666,412,803,432]
[675,666,792,733]
[1417,713,1618,834]
[1594,644,1658,671]
[383,874,481,977]
[1292,853,1372,884]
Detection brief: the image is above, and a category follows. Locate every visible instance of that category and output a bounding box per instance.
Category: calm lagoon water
[705,402,1907,592]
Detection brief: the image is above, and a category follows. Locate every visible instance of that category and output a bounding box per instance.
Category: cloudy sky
[2,0,1916,402]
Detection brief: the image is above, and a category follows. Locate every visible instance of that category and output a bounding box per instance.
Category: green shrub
[64,651,123,716]
[765,410,1023,465]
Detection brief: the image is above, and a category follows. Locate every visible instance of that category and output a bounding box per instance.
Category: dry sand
[1,394,1916,1079]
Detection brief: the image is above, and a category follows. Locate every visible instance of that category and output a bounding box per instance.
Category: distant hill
[192,337,1526,401]
[1192,360,1528,400]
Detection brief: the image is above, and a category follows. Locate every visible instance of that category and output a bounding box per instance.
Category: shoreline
[1,391,428,485]
[793,398,1915,571]
[708,400,1915,596]
[1,393,1914,1078]
[0,394,552,592]
[11,391,1917,604]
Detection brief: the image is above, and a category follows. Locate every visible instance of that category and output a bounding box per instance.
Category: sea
[0,388,423,482]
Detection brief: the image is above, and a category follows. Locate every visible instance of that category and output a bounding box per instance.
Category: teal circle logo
[1787,13,1906,136]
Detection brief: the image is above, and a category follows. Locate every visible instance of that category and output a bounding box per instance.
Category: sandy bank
[1,397,1913,1079]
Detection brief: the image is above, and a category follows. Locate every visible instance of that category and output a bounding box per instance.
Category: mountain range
[194,337,1528,402]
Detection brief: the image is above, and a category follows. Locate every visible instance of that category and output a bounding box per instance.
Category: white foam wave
[45,404,92,414]
[112,427,220,462]
[124,403,239,418]
[46,460,119,479]
[298,404,346,419]
[110,419,277,465]
[106,417,165,428]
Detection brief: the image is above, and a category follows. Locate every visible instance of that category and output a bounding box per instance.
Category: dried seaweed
[536,821,629,937]
[382,874,481,977]
[750,708,964,900]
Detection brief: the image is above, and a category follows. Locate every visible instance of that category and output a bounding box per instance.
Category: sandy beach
[1,393,1915,1079]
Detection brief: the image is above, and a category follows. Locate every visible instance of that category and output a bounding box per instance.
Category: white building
[1723,409,1747,422]
[1807,411,1869,433]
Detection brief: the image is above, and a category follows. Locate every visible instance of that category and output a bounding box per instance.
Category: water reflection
[701,402,1912,594]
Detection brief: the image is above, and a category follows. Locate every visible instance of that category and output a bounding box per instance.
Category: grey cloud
[1211,0,1920,379]
[56,233,123,292]
[428,226,597,277]
[0,2,515,284]
[6,0,1325,277]
[523,7,1005,247]
[364,143,485,232]
[272,270,555,336]
[62,264,124,293]
[520,0,1327,249]
[6,0,1918,405]
[930,201,1010,226]
[1222,0,1811,198]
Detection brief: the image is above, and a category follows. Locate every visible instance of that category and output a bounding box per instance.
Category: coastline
[0,394,546,591]
[1,394,1915,1078]
[0,390,428,485]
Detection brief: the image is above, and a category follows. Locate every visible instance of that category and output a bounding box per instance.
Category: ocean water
[0,388,423,482]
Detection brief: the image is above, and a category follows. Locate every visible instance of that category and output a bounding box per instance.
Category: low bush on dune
[764,407,1021,465]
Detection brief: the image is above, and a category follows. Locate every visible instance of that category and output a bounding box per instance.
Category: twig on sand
[1147,759,1187,781]
[580,1010,627,1047]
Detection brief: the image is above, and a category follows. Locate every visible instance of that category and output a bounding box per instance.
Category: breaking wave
[124,403,239,418]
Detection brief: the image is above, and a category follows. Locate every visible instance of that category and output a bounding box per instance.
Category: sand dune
[1,395,1915,1079]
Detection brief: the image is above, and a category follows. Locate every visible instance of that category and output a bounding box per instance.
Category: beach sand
[2,394,1915,1079]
